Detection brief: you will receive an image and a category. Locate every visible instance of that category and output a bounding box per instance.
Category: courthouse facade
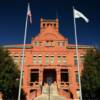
[5,18,93,100]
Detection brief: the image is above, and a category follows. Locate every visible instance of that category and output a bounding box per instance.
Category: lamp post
[47,77,52,100]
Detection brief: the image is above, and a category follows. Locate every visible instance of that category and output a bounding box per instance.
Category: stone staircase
[34,83,66,100]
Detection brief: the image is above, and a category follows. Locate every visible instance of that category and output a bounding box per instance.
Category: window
[62,56,67,64]
[75,71,79,83]
[45,41,49,46]
[9,53,13,57]
[30,69,39,82]
[38,55,42,64]
[14,56,19,63]
[58,41,60,46]
[59,42,62,46]
[50,23,52,26]
[45,56,49,64]
[76,89,80,98]
[45,40,53,47]
[74,55,77,65]
[43,23,45,27]
[13,53,19,63]
[34,41,40,46]
[58,41,65,47]
[54,24,56,27]
[61,69,69,82]
[50,56,54,64]
[50,40,53,47]
[47,23,49,26]
[58,56,62,64]
[33,55,37,64]
[80,55,84,64]
[62,42,65,46]
[20,54,25,63]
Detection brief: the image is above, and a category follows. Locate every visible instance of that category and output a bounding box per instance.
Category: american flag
[27,3,32,23]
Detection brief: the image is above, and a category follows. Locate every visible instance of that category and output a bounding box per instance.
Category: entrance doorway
[43,69,56,84]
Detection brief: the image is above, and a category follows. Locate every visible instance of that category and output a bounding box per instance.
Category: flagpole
[73,6,83,100]
[18,4,28,100]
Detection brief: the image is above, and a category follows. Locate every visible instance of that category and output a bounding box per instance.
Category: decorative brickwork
[5,18,93,100]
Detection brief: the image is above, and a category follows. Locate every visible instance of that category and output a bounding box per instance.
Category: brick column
[23,65,29,88]
[69,67,78,99]
[56,68,60,88]
[68,68,72,85]
[39,68,43,84]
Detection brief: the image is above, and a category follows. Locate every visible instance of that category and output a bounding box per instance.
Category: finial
[56,10,59,21]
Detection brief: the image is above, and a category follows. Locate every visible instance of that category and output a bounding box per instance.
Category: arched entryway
[43,69,56,84]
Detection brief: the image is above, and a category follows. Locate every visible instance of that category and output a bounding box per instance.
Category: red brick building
[5,18,93,100]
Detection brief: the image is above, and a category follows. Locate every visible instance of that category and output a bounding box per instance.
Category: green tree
[0,47,26,100]
[81,49,100,100]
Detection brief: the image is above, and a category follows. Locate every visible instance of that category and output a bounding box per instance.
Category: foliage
[81,48,100,100]
[0,47,26,100]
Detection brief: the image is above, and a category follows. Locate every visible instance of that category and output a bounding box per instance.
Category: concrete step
[34,94,66,100]
[34,83,66,100]
[42,84,58,95]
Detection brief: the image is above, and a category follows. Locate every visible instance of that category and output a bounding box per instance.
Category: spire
[56,11,58,19]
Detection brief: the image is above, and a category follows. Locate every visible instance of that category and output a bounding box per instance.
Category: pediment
[33,32,66,41]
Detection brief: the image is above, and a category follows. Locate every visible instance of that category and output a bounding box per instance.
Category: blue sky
[0,0,100,48]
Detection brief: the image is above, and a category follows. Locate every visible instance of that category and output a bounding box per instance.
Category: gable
[32,32,66,41]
